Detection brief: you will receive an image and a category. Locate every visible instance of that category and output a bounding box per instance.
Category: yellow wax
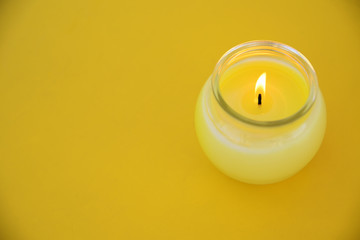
[195,58,327,184]
[219,57,308,121]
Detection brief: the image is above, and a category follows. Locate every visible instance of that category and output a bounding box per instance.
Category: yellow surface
[220,59,308,121]
[0,0,359,239]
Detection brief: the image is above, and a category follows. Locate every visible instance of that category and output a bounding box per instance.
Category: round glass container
[195,40,327,184]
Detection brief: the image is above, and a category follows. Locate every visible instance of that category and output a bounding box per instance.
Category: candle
[195,41,327,184]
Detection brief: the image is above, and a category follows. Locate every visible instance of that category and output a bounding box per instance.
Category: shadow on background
[348,0,360,12]
[349,0,360,7]
[0,0,16,237]
[0,0,23,238]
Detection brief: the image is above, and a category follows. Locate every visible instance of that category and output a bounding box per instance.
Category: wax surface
[219,58,309,121]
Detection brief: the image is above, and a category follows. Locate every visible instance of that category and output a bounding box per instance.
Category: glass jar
[195,40,327,184]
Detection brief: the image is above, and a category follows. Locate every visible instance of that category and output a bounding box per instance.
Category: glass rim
[211,40,318,127]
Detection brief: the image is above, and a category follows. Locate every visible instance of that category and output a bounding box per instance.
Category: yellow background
[0,0,359,239]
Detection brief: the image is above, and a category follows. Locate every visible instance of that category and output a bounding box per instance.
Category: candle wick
[258,94,262,105]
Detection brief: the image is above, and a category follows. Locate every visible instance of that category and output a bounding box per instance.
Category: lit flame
[255,72,266,95]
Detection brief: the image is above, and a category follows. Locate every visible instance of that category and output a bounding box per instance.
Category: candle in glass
[195,41,326,184]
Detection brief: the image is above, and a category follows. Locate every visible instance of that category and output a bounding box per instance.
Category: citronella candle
[195,41,326,184]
